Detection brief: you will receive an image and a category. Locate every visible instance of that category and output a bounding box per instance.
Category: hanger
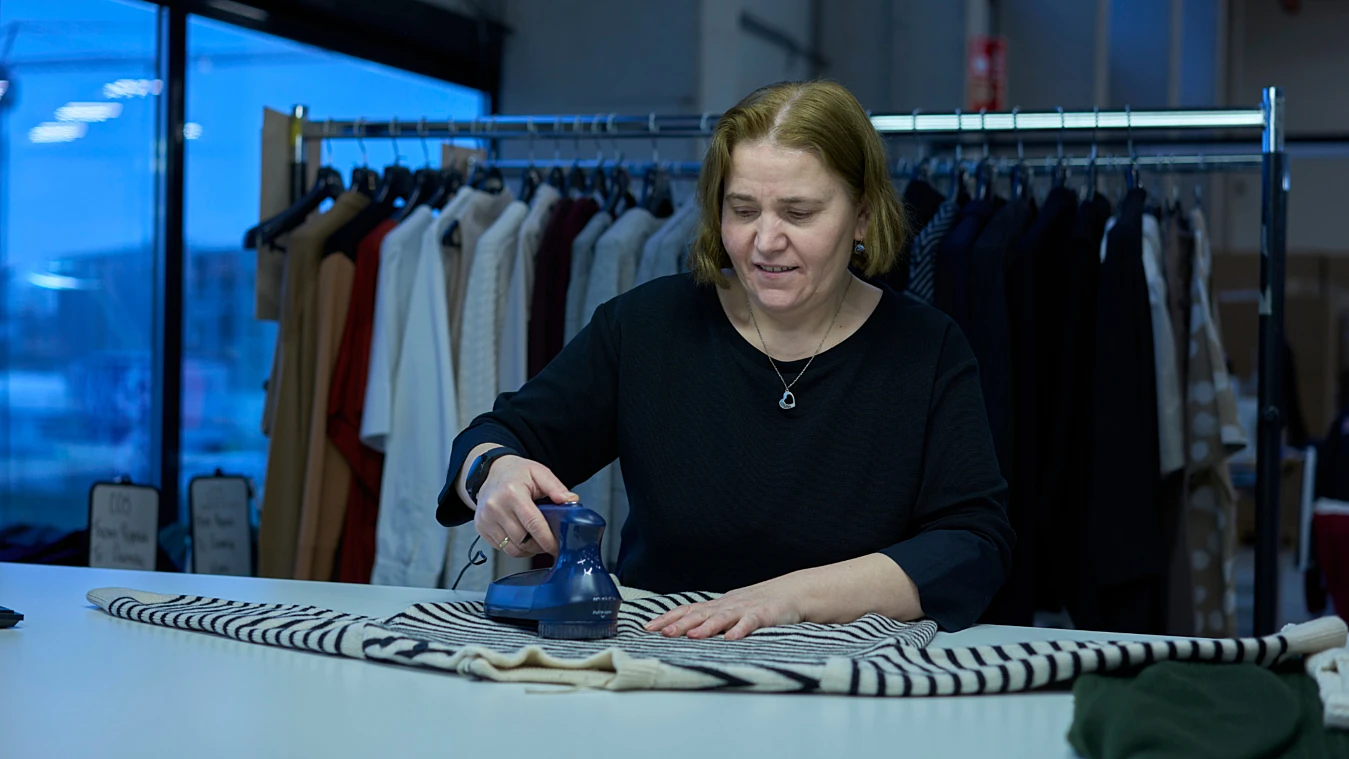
[390,119,443,224]
[641,164,674,218]
[1010,107,1029,200]
[639,117,673,217]
[323,130,415,260]
[246,165,344,250]
[427,164,464,211]
[426,117,466,210]
[347,119,378,197]
[948,108,966,200]
[1052,107,1068,189]
[246,120,348,250]
[543,118,567,192]
[520,165,543,206]
[1084,106,1100,201]
[519,118,543,205]
[588,115,611,204]
[1193,160,1204,210]
[567,161,589,199]
[975,109,994,200]
[606,163,634,216]
[1124,105,1140,191]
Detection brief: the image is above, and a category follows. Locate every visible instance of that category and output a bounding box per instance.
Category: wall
[1000,0,1099,109]
[1219,0,1349,255]
[454,0,819,162]
[817,0,966,114]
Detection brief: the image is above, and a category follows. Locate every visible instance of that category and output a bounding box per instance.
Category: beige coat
[258,191,369,579]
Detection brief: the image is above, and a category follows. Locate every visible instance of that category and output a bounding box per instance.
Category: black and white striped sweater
[87,586,1347,697]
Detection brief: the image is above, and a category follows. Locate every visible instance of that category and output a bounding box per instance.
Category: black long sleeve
[441,273,1014,631]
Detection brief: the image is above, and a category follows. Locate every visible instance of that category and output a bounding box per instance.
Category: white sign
[190,476,252,576]
[88,483,159,570]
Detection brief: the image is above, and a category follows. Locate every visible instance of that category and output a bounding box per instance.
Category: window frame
[147,0,503,532]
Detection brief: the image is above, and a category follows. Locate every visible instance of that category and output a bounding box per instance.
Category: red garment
[328,219,396,583]
[1314,511,1349,619]
[528,198,598,378]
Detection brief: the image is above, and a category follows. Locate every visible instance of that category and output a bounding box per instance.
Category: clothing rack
[287,88,1290,637]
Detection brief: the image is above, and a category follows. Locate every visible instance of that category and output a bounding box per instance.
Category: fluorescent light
[206,0,269,22]
[55,102,123,123]
[103,79,162,99]
[869,109,1266,133]
[29,122,87,144]
[27,272,91,290]
[184,123,203,140]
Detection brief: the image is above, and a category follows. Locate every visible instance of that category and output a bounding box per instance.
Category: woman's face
[721,140,868,314]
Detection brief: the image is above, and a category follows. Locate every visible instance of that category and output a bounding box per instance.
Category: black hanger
[915,154,933,184]
[350,166,379,197]
[546,165,566,192]
[244,165,345,250]
[1011,162,1032,201]
[427,166,465,211]
[974,157,994,201]
[1052,156,1068,189]
[469,161,505,194]
[640,165,674,218]
[520,165,544,206]
[590,163,610,204]
[1125,159,1139,191]
[322,163,414,260]
[948,160,966,201]
[566,161,589,199]
[390,167,442,224]
[605,165,634,216]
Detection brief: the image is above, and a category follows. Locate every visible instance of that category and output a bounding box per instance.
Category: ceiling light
[205,0,269,22]
[103,79,162,99]
[28,272,91,290]
[29,123,88,144]
[55,102,123,123]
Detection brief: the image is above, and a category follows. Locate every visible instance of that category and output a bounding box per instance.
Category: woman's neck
[723,269,866,361]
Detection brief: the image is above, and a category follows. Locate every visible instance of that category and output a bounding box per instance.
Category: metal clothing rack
[287,88,1290,637]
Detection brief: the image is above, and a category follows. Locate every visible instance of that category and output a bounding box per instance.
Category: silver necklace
[745,276,852,410]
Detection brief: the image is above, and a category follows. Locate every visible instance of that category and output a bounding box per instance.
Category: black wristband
[465,446,520,505]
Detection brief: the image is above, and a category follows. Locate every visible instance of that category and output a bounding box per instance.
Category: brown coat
[258,191,369,579]
[293,251,357,581]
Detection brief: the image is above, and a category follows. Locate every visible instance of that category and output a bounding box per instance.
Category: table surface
[0,563,1170,759]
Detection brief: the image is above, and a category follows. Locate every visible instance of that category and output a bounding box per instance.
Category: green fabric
[1068,660,1349,759]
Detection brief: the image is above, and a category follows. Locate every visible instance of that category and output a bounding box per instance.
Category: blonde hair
[688,80,908,287]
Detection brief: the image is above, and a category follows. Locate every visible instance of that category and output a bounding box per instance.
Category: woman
[438,80,1014,636]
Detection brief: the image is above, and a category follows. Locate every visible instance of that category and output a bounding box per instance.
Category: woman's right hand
[473,454,577,559]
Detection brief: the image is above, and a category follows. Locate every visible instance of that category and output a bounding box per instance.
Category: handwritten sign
[189,475,253,576]
[88,482,159,570]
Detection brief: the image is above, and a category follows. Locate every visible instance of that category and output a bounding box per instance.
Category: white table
[0,563,1161,759]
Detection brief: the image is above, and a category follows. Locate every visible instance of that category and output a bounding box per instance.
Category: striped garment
[86,586,1347,697]
[907,198,961,304]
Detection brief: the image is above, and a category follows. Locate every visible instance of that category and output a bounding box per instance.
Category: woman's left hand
[643,576,805,640]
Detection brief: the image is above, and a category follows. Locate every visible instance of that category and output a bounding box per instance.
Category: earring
[854,241,865,255]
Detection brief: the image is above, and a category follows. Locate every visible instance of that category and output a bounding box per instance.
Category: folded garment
[87,586,1347,697]
[1070,654,1349,759]
[1308,645,1349,731]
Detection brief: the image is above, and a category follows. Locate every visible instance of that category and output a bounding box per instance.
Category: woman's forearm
[788,554,925,625]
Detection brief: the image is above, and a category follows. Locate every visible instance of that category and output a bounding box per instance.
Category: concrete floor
[1233,546,1338,637]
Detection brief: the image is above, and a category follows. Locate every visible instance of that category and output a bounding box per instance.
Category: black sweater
[440,273,1014,631]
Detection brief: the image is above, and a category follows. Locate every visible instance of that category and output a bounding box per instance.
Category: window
[182,17,486,518]
[0,0,160,534]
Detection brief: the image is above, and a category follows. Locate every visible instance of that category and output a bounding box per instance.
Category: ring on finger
[498,535,511,551]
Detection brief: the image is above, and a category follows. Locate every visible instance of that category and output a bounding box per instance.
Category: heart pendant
[779,390,796,410]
